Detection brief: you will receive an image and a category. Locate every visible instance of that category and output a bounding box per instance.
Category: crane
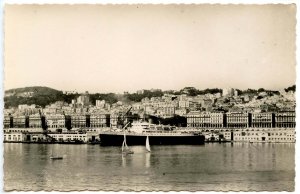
[117,106,132,129]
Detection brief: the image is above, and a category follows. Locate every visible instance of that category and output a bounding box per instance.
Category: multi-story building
[110,113,119,128]
[200,99,214,111]
[187,111,201,127]
[179,100,190,108]
[90,114,107,127]
[132,103,142,110]
[29,114,42,128]
[48,132,87,142]
[222,88,234,97]
[4,132,24,142]
[71,114,86,128]
[226,112,248,128]
[275,112,296,128]
[13,115,27,128]
[186,111,223,128]
[175,108,188,116]
[77,91,90,106]
[233,128,295,143]
[96,100,106,108]
[161,106,176,118]
[4,115,11,128]
[189,101,201,111]
[251,112,272,128]
[46,114,65,129]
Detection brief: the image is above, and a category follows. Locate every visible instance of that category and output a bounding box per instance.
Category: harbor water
[4,143,295,191]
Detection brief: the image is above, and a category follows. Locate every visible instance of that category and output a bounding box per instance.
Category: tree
[285,85,296,92]
[258,88,265,92]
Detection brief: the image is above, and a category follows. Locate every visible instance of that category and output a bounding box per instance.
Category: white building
[46,114,65,128]
[222,88,234,97]
[233,128,295,143]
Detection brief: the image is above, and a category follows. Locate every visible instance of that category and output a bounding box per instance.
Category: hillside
[4,86,65,108]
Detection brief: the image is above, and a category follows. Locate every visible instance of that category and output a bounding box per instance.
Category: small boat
[146,136,151,152]
[122,131,134,155]
[50,156,63,160]
[50,145,64,160]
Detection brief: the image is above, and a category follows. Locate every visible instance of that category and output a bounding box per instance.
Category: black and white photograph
[2,3,297,192]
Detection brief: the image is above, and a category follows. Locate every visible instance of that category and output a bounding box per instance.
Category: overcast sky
[4,4,296,93]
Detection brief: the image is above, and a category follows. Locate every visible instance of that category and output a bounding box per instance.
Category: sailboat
[146,136,151,152]
[122,131,134,155]
[50,145,63,160]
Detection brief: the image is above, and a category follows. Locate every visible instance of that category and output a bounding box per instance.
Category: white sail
[122,140,125,152]
[122,130,134,154]
[146,136,151,152]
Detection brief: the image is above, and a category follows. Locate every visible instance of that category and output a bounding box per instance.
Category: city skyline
[4,4,296,93]
[4,84,295,94]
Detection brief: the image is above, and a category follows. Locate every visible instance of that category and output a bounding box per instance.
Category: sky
[4,4,296,93]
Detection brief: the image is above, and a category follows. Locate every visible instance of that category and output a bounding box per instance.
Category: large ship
[99,121,205,146]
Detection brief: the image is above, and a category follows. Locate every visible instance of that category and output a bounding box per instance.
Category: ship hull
[99,133,205,146]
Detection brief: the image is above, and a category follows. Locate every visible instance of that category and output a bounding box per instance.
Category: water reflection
[145,152,151,168]
[4,143,295,191]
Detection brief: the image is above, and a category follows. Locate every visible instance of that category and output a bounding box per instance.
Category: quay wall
[3,127,295,144]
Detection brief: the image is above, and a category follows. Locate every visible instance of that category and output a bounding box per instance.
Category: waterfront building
[71,114,86,128]
[86,130,101,142]
[29,114,42,128]
[4,128,44,133]
[47,132,87,142]
[4,132,24,142]
[226,112,248,128]
[187,111,223,128]
[251,113,272,128]
[233,128,295,143]
[4,115,11,128]
[46,114,65,129]
[220,131,231,140]
[110,113,119,128]
[13,115,27,128]
[90,114,107,127]
[187,111,200,127]
[275,112,296,128]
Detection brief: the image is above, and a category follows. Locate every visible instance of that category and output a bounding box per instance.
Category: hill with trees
[4,86,64,108]
[285,85,296,92]
[4,85,290,108]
